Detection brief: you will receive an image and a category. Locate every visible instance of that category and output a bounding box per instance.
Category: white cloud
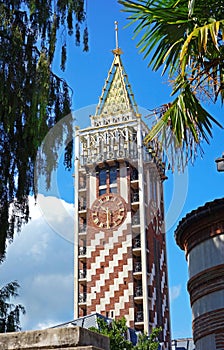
[36,321,60,330]
[37,194,74,243]
[0,195,74,331]
[169,285,182,303]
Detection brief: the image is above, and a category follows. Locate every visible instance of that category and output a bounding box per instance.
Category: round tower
[175,198,224,349]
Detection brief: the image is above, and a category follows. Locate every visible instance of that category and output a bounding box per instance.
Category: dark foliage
[0,0,88,262]
[0,281,25,333]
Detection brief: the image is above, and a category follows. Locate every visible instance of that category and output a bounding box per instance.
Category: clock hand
[99,206,111,228]
[100,205,108,212]
[106,207,112,229]
[106,207,109,228]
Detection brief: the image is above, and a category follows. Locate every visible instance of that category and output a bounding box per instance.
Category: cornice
[175,197,224,254]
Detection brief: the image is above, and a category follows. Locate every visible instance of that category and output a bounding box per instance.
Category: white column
[137,119,150,334]
[120,165,128,202]
[74,127,80,318]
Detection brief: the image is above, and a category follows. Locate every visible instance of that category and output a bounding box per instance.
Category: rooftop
[94,21,139,117]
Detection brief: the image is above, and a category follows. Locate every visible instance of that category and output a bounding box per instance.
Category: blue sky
[1,0,224,340]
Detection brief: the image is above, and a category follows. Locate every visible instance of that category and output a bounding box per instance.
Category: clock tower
[74,23,171,349]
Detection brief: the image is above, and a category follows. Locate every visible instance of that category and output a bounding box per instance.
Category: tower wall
[175,198,224,350]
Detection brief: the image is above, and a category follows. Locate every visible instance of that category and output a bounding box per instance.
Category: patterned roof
[95,48,138,116]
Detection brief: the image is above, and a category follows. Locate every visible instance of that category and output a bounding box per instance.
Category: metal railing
[131,192,139,203]
[136,311,143,322]
[79,181,86,190]
[79,224,87,233]
[78,293,87,303]
[78,203,87,211]
[135,286,143,297]
[79,269,86,279]
[132,216,140,226]
[130,170,138,181]
[134,262,142,273]
[79,246,86,255]
[133,238,141,248]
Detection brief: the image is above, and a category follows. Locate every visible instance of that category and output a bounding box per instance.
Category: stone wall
[0,326,110,350]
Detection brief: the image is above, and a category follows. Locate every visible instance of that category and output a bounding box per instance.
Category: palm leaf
[120,0,190,75]
[120,0,224,167]
[180,20,224,75]
[144,84,222,147]
[144,87,223,170]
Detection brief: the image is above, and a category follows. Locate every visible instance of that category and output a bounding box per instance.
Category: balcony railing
[79,246,86,255]
[132,216,140,226]
[79,224,87,233]
[136,311,143,322]
[79,269,86,279]
[133,238,141,249]
[78,293,87,303]
[79,181,86,190]
[78,203,87,211]
[134,262,142,273]
[130,170,138,181]
[131,192,139,203]
[135,286,143,297]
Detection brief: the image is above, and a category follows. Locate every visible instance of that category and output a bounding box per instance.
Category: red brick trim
[188,264,224,305]
[193,308,224,342]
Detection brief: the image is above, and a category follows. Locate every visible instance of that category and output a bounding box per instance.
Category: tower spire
[94,21,138,116]
[112,21,123,56]
[115,21,119,50]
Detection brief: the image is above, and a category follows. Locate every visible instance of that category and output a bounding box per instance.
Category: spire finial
[112,20,123,55]
[115,21,119,50]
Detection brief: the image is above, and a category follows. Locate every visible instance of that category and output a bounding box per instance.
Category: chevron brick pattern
[86,220,135,326]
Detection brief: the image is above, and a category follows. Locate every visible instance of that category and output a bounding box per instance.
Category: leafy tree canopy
[0,0,88,262]
[135,327,162,350]
[119,0,224,170]
[90,316,161,350]
[0,281,25,333]
[90,317,133,350]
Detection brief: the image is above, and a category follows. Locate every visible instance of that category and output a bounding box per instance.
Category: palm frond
[146,83,222,144]
[119,0,190,76]
[119,0,224,168]
[180,20,224,75]
[144,84,223,169]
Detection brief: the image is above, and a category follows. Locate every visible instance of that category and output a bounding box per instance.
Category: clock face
[91,193,126,230]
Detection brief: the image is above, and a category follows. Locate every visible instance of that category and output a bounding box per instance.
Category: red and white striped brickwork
[86,218,135,326]
[75,161,171,349]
